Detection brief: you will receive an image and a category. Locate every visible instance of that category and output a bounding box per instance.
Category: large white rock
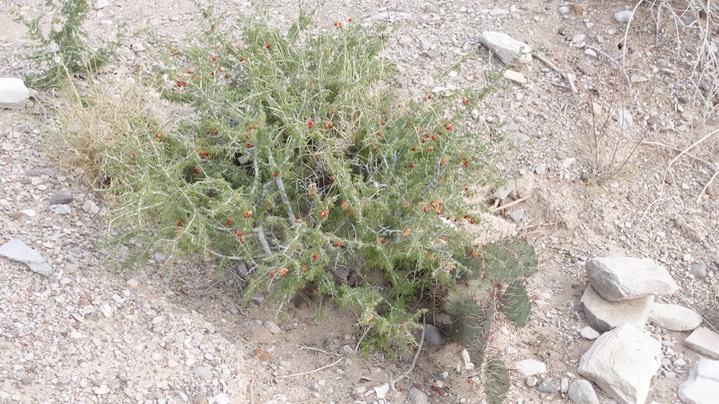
[649,303,702,331]
[0,78,30,110]
[581,285,653,332]
[586,256,677,301]
[678,357,719,404]
[577,324,661,404]
[478,32,532,64]
[684,327,719,360]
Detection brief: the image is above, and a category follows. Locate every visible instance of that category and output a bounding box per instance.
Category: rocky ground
[1,0,718,403]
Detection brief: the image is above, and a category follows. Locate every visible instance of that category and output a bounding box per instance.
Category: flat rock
[0,238,53,276]
[0,78,30,109]
[406,387,430,404]
[678,357,719,404]
[568,379,600,404]
[478,32,532,64]
[586,256,677,301]
[263,321,281,334]
[514,359,547,376]
[614,11,634,23]
[649,303,702,331]
[50,191,74,205]
[580,285,654,332]
[684,327,719,359]
[578,324,661,404]
[503,70,527,84]
[580,326,601,340]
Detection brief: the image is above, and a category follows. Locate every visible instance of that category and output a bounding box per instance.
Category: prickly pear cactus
[445,237,537,403]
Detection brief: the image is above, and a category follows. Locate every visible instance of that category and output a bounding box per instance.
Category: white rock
[0,78,30,109]
[82,200,100,214]
[586,256,677,301]
[568,379,600,404]
[684,327,719,360]
[503,70,527,84]
[514,359,547,376]
[51,204,72,215]
[580,285,654,332]
[614,11,634,23]
[93,384,110,395]
[614,108,633,129]
[374,383,390,399]
[264,321,281,334]
[578,324,661,404]
[585,49,597,58]
[94,0,109,9]
[580,326,601,340]
[0,238,53,276]
[649,303,702,331]
[678,357,719,404]
[478,32,532,64]
[210,392,230,404]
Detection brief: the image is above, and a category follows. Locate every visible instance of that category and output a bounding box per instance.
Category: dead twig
[534,53,577,93]
[275,357,344,379]
[490,194,533,213]
[585,46,633,90]
[389,319,426,391]
[642,127,719,218]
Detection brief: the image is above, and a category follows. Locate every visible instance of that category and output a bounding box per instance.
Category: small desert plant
[579,93,647,183]
[11,0,118,89]
[446,237,537,404]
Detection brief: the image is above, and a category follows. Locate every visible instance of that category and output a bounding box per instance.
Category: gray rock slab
[578,324,661,404]
[478,32,532,64]
[0,78,30,109]
[649,303,702,331]
[678,357,719,404]
[685,327,719,360]
[0,238,53,276]
[568,379,600,404]
[586,256,677,301]
[581,285,653,332]
[514,359,547,376]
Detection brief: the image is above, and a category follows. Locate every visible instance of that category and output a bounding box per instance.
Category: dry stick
[275,357,344,379]
[534,53,577,94]
[585,46,633,90]
[698,170,719,203]
[389,320,426,391]
[641,141,715,169]
[641,127,719,218]
[490,194,533,213]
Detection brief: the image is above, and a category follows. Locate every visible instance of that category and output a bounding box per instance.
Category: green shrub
[47,5,536,400]
[12,0,118,89]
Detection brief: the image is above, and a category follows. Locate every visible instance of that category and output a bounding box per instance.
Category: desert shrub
[42,4,536,402]
[11,0,118,89]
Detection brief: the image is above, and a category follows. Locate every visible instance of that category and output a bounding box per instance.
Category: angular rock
[422,324,443,346]
[580,285,653,332]
[478,32,532,64]
[514,359,546,376]
[263,321,281,334]
[568,379,600,404]
[684,327,719,360]
[537,379,559,393]
[580,326,600,340]
[614,11,633,23]
[578,324,661,404]
[406,387,430,404]
[0,238,53,276]
[586,256,677,301]
[690,260,707,279]
[51,204,72,215]
[503,70,527,84]
[0,78,30,109]
[50,191,74,205]
[678,357,719,404]
[649,303,702,331]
